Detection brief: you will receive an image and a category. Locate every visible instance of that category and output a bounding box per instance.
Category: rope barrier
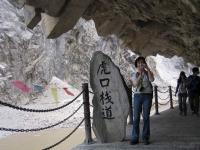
[42,118,85,150]
[0,104,83,132]
[0,91,83,112]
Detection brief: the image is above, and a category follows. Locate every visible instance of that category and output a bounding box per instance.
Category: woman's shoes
[130,140,139,145]
[130,139,150,145]
[143,139,150,145]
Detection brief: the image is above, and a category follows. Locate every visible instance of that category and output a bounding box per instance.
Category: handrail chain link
[158,100,170,105]
[0,91,83,112]
[0,104,83,132]
[42,118,85,150]
[158,95,170,101]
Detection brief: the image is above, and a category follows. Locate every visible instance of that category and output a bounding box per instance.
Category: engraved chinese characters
[90,51,129,143]
[97,61,114,119]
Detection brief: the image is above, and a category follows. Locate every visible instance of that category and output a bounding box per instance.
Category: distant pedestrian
[175,71,188,116]
[187,67,200,116]
[130,56,154,145]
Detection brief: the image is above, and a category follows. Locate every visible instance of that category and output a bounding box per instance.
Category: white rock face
[148,55,193,87]
[0,0,68,103]
[0,0,195,105]
[63,18,130,88]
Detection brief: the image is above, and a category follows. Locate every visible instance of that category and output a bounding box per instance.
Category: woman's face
[137,59,146,70]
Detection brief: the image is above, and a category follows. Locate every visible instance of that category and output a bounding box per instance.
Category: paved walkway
[73,105,200,150]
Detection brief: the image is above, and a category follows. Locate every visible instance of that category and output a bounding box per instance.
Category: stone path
[73,105,200,150]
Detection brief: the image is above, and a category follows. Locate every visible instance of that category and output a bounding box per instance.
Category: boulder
[90,51,129,143]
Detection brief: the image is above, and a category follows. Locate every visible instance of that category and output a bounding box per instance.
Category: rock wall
[0,0,131,104]
[63,18,131,88]
[9,0,200,65]
[0,0,194,104]
[83,0,200,65]
[0,0,69,103]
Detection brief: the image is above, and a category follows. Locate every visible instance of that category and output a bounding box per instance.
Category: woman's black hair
[134,56,146,68]
[178,71,187,83]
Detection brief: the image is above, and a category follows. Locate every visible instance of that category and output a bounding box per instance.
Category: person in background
[130,56,154,145]
[175,71,188,116]
[187,67,200,116]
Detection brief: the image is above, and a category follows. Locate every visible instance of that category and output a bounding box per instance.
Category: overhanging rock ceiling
[9,0,200,65]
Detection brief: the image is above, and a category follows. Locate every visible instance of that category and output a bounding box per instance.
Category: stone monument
[90,51,129,143]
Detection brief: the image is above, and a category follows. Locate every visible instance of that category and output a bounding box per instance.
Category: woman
[130,56,154,145]
[175,71,188,116]
[175,71,187,116]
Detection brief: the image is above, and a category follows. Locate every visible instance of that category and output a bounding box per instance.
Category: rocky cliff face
[8,0,200,65]
[63,18,132,87]
[0,0,194,104]
[83,0,200,65]
[0,0,68,103]
[0,0,131,104]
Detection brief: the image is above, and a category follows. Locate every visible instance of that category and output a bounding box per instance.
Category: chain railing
[153,85,176,115]
[0,103,83,132]
[158,100,170,106]
[42,118,85,150]
[89,91,94,94]
[0,82,178,149]
[158,95,170,101]
[169,86,174,109]
[0,83,93,149]
[82,83,93,144]
[0,91,83,112]
[157,88,169,93]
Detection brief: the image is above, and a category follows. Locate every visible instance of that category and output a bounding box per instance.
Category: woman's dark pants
[131,93,152,142]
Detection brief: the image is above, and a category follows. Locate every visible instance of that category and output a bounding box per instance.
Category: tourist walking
[130,56,154,145]
[187,67,200,116]
[175,71,188,116]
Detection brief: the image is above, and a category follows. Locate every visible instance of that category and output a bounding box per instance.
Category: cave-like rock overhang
[9,0,200,65]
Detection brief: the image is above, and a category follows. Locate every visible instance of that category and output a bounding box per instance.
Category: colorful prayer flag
[63,87,74,96]
[33,84,44,93]
[11,80,32,93]
[51,87,59,103]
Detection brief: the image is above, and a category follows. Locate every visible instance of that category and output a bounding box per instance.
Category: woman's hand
[144,64,155,82]
[143,63,150,71]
